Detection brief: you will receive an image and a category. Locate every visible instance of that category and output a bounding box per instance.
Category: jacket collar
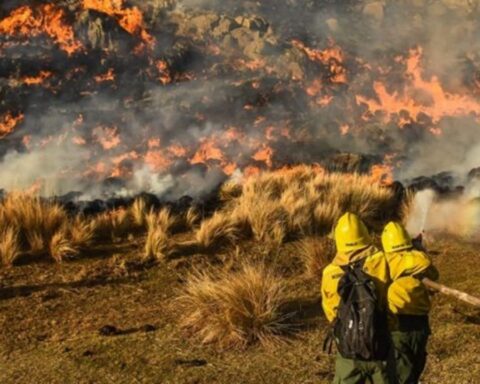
[333,245,380,266]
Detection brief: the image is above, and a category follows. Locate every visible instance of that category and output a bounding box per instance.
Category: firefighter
[321,212,391,384]
[381,222,439,384]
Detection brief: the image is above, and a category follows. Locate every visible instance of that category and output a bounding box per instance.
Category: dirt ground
[1,236,479,384]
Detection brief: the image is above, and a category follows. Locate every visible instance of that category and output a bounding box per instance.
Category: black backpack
[328,259,389,361]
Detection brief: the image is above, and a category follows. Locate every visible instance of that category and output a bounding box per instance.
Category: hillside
[0,169,479,383]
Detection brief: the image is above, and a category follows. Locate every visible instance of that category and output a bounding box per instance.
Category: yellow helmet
[334,212,371,252]
[382,221,413,253]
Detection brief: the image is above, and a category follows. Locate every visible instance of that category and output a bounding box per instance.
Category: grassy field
[0,168,479,383]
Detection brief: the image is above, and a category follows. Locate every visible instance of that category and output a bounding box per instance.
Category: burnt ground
[0,236,479,384]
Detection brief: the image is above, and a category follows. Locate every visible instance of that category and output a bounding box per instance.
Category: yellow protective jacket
[321,245,390,323]
[386,249,439,317]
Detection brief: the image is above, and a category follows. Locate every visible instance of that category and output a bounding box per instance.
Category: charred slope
[0,1,480,198]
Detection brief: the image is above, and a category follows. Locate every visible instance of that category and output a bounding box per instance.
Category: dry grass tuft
[144,227,171,261]
[0,227,21,266]
[215,167,396,241]
[0,193,88,262]
[69,216,95,249]
[237,199,287,244]
[195,212,241,250]
[156,208,178,234]
[185,206,200,229]
[219,181,243,202]
[176,263,295,349]
[130,198,148,228]
[146,208,178,234]
[92,209,131,241]
[49,228,78,263]
[143,208,179,261]
[298,236,335,279]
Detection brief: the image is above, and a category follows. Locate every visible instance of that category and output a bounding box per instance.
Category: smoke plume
[1,0,480,199]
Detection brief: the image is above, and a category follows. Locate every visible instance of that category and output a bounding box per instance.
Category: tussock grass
[92,209,131,241]
[143,208,179,261]
[298,236,335,279]
[0,193,91,263]
[49,228,78,263]
[235,199,287,245]
[195,212,241,250]
[219,180,243,202]
[0,167,396,266]
[0,227,21,266]
[177,263,295,349]
[215,166,395,242]
[155,208,178,234]
[69,216,95,249]
[130,198,148,228]
[185,206,200,229]
[145,208,177,234]
[144,227,170,261]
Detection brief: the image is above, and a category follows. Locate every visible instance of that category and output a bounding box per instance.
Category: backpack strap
[352,257,366,269]
[322,326,335,355]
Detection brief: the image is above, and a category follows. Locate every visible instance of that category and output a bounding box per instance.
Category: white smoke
[0,141,90,196]
[2,1,480,199]
[406,187,480,240]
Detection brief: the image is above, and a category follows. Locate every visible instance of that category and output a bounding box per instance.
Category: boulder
[234,16,269,35]
[211,17,240,37]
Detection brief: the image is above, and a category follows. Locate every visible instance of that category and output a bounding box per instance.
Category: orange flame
[72,136,87,145]
[92,126,121,150]
[110,151,139,177]
[369,164,393,185]
[0,5,82,55]
[0,113,24,139]
[144,150,173,171]
[94,68,115,83]
[168,144,188,157]
[82,0,154,46]
[252,145,274,168]
[340,124,350,135]
[357,47,480,127]
[21,71,53,85]
[190,139,224,164]
[292,39,347,84]
[306,79,322,97]
[156,60,172,85]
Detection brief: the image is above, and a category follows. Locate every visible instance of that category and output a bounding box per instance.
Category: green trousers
[388,327,429,384]
[333,354,390,384]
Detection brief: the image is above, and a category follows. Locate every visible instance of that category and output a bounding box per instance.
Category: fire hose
[422,278,480,307]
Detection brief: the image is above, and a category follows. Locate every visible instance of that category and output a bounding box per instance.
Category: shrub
[176,263,295,348]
